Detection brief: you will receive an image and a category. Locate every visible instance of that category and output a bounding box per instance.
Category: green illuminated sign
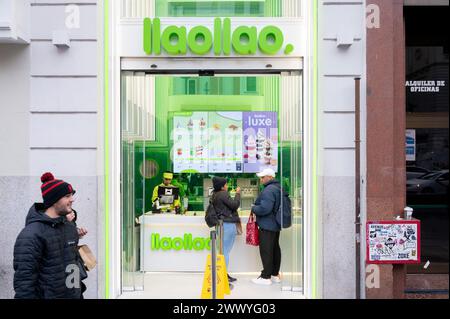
[143,18,295,56]
[151,233,211,251]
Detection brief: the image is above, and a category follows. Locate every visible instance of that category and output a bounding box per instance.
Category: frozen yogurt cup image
[195,146,204,156]
[199,118,206,129]
[246,135,256,150]
[264,140,273,150]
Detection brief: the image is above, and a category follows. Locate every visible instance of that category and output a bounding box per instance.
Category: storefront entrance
[119,71,304,298]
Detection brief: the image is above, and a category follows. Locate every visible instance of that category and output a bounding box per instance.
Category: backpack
[205,195,219,228]
[276,188,292,229]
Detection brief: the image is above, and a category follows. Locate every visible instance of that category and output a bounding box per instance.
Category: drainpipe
[355,77,361,299]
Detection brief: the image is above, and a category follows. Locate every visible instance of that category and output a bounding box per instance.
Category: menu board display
[173,111,277,174]
[208,112,243,173]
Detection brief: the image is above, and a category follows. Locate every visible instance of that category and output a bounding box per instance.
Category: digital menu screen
[173,111,278,174]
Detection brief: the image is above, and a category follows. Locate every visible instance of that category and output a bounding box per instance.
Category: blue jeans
[222,222,237,270]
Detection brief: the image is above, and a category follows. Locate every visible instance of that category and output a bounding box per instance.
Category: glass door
[279,72,303,291]
[121,72,150,291]
[120,72,303,297]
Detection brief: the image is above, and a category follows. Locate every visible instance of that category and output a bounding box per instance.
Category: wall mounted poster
[172,111,277,173]
[243,112,278,173]
[366,220,421,264]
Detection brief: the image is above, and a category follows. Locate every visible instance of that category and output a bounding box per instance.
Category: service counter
[139,211,262,272]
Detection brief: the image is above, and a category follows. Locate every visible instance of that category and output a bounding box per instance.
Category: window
[405,6,449,273]
[245,77,257,92]
[187,79,196,95]
[172,77,259,95]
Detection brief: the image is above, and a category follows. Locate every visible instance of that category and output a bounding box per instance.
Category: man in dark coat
[13,172,87,299]
[251,168,282,286]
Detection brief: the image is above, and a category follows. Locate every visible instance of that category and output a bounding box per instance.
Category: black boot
[227,274,237,282]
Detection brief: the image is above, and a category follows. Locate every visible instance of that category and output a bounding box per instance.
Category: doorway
[119,71,304,298]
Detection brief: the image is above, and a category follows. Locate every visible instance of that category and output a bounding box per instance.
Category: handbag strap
[210,193,220,217]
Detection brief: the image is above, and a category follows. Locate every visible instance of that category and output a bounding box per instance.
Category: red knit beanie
[40,172,76,208]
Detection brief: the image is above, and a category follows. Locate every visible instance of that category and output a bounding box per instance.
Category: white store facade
[0,0,370,299]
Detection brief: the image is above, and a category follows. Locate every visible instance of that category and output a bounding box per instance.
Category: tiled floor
[119,273,305,299]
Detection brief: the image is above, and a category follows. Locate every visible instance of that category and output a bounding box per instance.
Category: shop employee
[152,171,181,213]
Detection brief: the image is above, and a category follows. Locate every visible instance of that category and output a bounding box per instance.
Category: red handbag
[246,213,260,246]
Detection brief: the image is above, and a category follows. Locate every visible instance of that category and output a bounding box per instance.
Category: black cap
[40,172,75,208]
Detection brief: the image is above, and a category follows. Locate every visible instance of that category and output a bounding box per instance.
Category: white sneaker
[271,275,281,283]
[252,277,272,285]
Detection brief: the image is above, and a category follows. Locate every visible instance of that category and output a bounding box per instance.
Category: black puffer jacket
[212,190,241,223]
[13,203,83,299]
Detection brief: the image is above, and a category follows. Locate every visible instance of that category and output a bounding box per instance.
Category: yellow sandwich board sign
[201,254,230,299]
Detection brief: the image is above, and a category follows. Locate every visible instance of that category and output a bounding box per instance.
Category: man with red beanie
[13,172,87,299]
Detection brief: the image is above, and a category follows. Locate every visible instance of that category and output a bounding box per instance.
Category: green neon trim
[104,0,110,299]
[312,0,319,299]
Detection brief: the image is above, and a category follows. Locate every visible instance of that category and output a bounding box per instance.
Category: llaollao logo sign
[151,233,211,251]
[143,18,295,56]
